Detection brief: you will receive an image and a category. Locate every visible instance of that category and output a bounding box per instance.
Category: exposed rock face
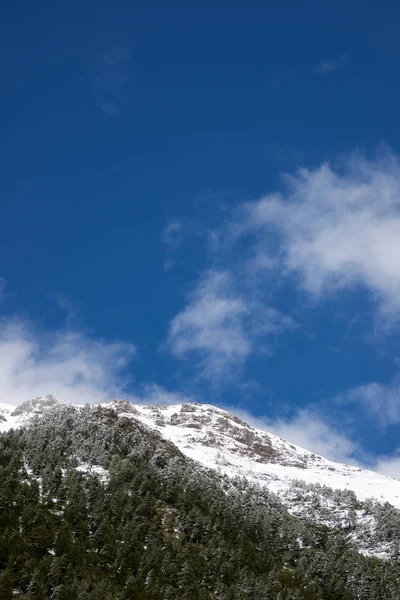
[134,402,308,468]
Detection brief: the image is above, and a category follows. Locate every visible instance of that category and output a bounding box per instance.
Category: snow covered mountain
[2,396,400,507]
[128,401,400,508]
[2,395,400,558]
[1,396,400,507]
[122,401,400,558]
[0,395,66,432]
[4,398,399,598]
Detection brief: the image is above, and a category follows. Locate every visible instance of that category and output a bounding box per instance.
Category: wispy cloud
[314,54,348,75]
[167,270,294,382]
[168,270,251,380]
[0,312,193,408]
[93,46,134,115]
[374,454,400,478]
[0,317,136,406]
[336,380,400,428]
[162,221,186,270]
[130,383,193,405]
[162,221,185,252]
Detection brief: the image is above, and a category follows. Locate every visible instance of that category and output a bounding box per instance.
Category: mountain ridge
[3,399,398,599]
[3,395,400,561]
[1,395,400,510]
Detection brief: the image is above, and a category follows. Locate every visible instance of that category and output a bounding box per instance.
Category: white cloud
[167,151,400,384]
[0,318,136,406]
[337,381,400,427]
[162,221,185,251]
[314,54,348,75]
[237,151,400,324]
[131,383,193,405]
[168,270,293,381]
[162,221,186,270]
[168,271,251,380]
[374,454,400,478]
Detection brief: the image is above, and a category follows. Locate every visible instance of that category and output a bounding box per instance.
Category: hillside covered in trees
[1,404,400,599]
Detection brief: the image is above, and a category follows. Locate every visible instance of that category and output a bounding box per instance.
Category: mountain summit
[124,401,400,508]
[2,396,400,510]
[1,396,400,598]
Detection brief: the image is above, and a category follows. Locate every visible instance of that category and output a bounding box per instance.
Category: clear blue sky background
[2,0,400,473]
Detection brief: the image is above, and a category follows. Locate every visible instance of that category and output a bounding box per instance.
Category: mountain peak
[10,394,64,417]
[130,401,400,511]
[2,396,400,514]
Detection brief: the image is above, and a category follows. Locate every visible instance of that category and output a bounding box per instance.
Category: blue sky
[2,0,400,475]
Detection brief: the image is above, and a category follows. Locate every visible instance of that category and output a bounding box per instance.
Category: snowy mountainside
[115,401,400,510]
[3,403,399,599]
[0,395,65,433]
[2,395,400,558]
[116,401,400,559]
[2,396,400,509]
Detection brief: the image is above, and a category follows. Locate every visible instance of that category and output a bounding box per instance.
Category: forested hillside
[0,405,399,599]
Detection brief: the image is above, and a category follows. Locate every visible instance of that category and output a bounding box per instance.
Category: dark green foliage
[0,406,399,599]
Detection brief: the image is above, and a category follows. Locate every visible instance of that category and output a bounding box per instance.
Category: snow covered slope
[107,401,400,510]
[0,395,66,433]
[2,396,400,511]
